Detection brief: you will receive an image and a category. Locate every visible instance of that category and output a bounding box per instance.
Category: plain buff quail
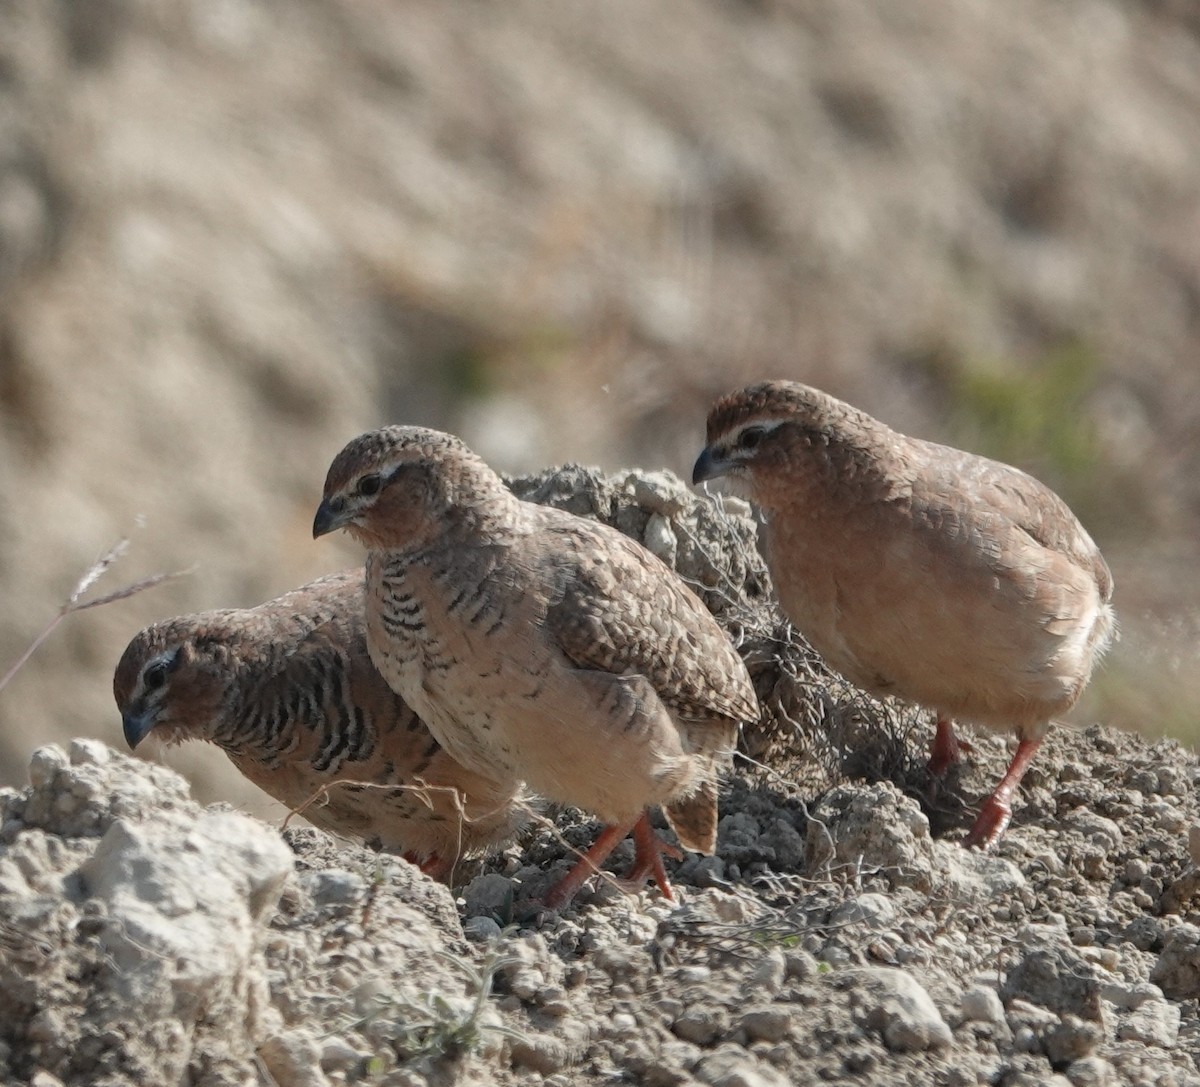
[693,380,1115,849]
[115,569,531,879]
[313,426,758,908]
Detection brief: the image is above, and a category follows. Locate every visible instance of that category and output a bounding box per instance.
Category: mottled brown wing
[534,509,758,726]
[913,441,1113,602]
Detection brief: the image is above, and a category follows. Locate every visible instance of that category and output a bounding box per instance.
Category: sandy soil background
[1,0,1197,812]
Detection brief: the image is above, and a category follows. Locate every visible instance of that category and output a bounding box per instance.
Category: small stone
[784,950,818,981]
[1065,1056,1118,1087]
[1003,945,1102,1020]
[461,872,515,918]
[644,513,678,565]
[462,915,502,942]
[1120,915,1163,952]
[1116,999,1181,1048]
[319,1036,366,1071]
[1044,1015,1103,1064]
[746,950,785,993]
[27,746,67,789]
[843,967,953,1052]
[68,740,111,766]
[694,1044,790,1087]
[960,985,1005,1025]
[1151,924,1200,1000]
[29,1074,66,1087]
[306,869,365,907]
[258,1031,329,1087]
[673,1007,731,1045]
[830,892,896,928]
[1187,825,1200,867]
[740,1006,793,1043]
[509,1030,574,1074]
[611,1011,638,1033]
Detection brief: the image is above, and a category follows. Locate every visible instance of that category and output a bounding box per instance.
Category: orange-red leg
[928,713,973,777]
[621,813,684,900]
[544,818,640,910]
[545,813,684,910]
[963,736,1042,850]
[402,851,453,881]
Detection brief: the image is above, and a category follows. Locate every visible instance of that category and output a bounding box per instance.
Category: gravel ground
[1,468,1198,1087]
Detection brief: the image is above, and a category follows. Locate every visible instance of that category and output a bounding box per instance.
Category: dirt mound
[2,466,1199,1086]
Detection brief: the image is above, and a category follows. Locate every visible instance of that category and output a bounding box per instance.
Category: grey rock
[1065,1056,1118,1087]
[674,1006,731,1045]
[258,1030,330,1087]
[1151,924,1200,1000]
[1043,1015,1103,1064]
[841,967,953,1052]
[960,985,1006,1025]
[1003,944,1103,1020]
[462,914,502,942]
[461,872,516,918]
[695,1043,791,1087]
[830,892,897,928]
[806,782,935,892]
[1116,999,1181,1048]
[739,1006,793,1043]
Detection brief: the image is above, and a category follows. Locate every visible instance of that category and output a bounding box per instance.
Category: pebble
[1117,999,1181,1048]
[830,891,896,927]
[1065,1056,1118,1087]
[462,915,502,942]
[739,1006,793,1043]
[461,872,515,918]
[694,1044,791,1087]
[305,869,365,907]
[258,1031,329,1087]
[844,967,953,1052]
[1150,925,1200,1000]
[1003,944,1102,1020]
[673,1006,731,1045]
[960,986,1006,1025]
[1044,1015,1103,1063]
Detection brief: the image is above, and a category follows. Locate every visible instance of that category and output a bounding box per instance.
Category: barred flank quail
[695,380,1115,849]
[114,570,531,879]
[313,427,758,907]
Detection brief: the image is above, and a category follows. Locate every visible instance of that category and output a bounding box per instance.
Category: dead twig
[0,536,190,695]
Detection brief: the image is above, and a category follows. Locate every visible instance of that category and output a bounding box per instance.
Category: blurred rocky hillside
[1,0,1198,808]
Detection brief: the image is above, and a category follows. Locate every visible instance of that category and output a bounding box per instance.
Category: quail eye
[737,426,765,451]
[143,661,169,692]
[358,473,382,497]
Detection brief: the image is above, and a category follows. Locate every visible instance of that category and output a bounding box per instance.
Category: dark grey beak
[312,498,346,539]
[122,709,156,749]
[692,446,728,485]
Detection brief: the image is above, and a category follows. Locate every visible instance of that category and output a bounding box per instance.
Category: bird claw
[962,794,1012,851]
[543,813,684,911]
[621,817,684,900]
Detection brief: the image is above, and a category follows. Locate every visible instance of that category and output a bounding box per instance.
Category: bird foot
[543,813,683,911]
[543,819,639,911]
[962,794,1012,851]
[961,735,1042,850]
[401,850,456,882]
[619,814,683,900]
[927,715,973,778]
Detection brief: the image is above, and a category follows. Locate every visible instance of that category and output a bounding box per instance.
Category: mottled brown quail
[694,380,1116,849]
[114,570,531,879]
[313,427,758,908]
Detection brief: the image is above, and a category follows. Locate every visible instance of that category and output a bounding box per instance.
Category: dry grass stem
[0,536,190,696]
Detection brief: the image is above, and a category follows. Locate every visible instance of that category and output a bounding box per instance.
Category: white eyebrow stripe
[733,419,786,440]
